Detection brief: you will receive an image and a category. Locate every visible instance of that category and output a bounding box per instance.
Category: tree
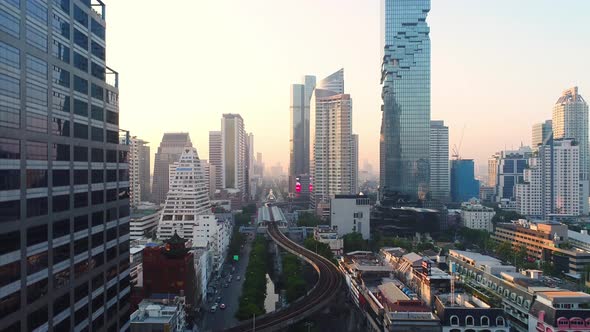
[343,233,367,253]
[496,241,513,262]
[491,210,524,224]
[297,213,323,227]
[303,237,335,264]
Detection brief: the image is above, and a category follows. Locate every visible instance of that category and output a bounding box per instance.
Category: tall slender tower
[532,120,552,152]
[152,133,192,204]
[352,134,359,194]
[208,131,222,194]
[289,75,316,192]
[138,138,151,201]
[311,69,355,212]
[0,1,130,330]
[221,114,246,197]
[380,0,431,201]
[430,120,449,201]
[552,87,589,215]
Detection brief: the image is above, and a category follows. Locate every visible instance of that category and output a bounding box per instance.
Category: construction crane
[451,124,466,160]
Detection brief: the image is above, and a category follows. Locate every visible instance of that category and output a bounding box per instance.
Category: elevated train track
[224,206,342,332]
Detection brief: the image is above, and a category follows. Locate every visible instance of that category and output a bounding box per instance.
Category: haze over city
[108,0,590,171]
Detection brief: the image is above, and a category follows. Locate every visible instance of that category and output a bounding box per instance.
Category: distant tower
[221,114,247,197]
[532,120,552,152]
[209,131,223,194]
[152,133,192,204]
[450,159,480,203]
[552,87,589,215]
[430,121,449,201]
[352,134,359,193]
[289,75,316,193]
[138,138,151,201]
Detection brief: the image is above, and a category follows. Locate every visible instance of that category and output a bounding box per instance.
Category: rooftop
[539,291,590,302]
[378,282,410,303]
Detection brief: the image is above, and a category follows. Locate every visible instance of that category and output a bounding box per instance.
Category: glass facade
[0,0,130,331]
[450,159,480,203]
[289,75,316,192]
[380,0,431,200]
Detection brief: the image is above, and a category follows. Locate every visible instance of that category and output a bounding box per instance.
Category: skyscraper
[152,133,192,205]
[489,147,532,203]
[125,136,142,208]
[450,159,480,202]
[552,87,589,215]
[0,1,130,330]
[221,114,246,196]
[289,75,316,192]
[430,120,449,201]
[516,137,580,219]
[311,70,356,210]
[380,0,431,201]
[352,134,359,194]
[138,138,151,201]
[532,120,552,152]
[208,131,222,194]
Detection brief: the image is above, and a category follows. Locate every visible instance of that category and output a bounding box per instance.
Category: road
[200,237,253,332]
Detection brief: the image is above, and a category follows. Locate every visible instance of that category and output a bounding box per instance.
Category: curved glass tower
[380,0,431,201]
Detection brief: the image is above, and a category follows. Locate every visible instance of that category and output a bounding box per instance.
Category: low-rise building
[191,214,232,271]
[492,220,590,275]
[314,225,344,256]
[130,297,187,332]
[434,293,509,332]
[131,204,161,240]
[529,291,590,332]
[330,194,371,240]
[460,198,495,232]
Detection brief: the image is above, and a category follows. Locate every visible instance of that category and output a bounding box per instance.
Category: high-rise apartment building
[208,131,222,194]
[429,120,449,201]
[289,75,316,192]
[450,159,480,202]
[552,87,589,215]
[380,0,431,200]
[124,136,141,208]
[488,146,532,203]
[0,1,130,330]
[247,132,256,200]
[352,134,359,194]
[311,70,356,209]
[221,114,246,197]
[516,138,580,219]
[531,120,552,152]
[138,138,150,201]
[156,147,212,239]
[152,133,192,205]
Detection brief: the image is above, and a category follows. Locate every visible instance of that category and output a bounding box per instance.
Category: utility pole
[252,313,256,332]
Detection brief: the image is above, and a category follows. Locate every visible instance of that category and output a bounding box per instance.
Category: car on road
[223,283,229,288]
[228,275,233,282]
[236,276,241,281]
[216,296,222,302]
[220,303,226,310]
[210,304,218,312]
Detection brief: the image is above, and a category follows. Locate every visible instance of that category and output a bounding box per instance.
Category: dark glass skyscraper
[289,75,316,193]
[0,1,130,331]
[380,0,431,200]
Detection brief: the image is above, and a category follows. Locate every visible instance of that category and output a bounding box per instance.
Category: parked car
[210,304,218,312]
[237,276,241,281]
[216,296,222,302]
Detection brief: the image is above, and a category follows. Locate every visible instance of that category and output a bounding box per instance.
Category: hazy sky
[107,0,590,175]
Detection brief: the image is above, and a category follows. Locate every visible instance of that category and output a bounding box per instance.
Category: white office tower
[157,147,213,239]
[311,69,356,210]
[552,87,589,215]
[516,138,580,219]
[192,215,231,270]
[430,120,450,201]
[222,114,247,197]
[209,131,223,193]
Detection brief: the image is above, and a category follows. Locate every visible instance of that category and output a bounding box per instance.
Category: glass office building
[380,0,431,200]
[0,0,130,331]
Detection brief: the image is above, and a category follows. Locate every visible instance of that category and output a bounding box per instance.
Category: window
[91,41,105,60]
[53,66,70,87]
[92,211,103,227]
[26,54,47,79]
[54,243,70,264]
[0,200,20,222]
[53,219,70,239]
[53,169,70,187]
[27,225,48,247]
[52,40,70,63]
[52,117,70,137]
[1,8,20,38]
[27,253,47,277]
[0,41,20,69]
[91,105,103,121]
[73,51,88,71]
[26,112,47,133]
[0,138,20,159]
[74,237,88,255]
[74,192,88,208]
[26,141,47,160]
[73,5,88,26]
[91,126,104,142]
[106,189,117,202]
[26,169,48,188]
[74,122,88,139]
[74,146,88,161]
[119,169,129,182]
[73,29,88,49]
[91,62,105,80]
[26,82,48,108]
[52,13,70,39]
[0,74,20,129]
[91,170,103,183]
[55,0,70,14]
[91,84,103,100]
[53,194,70,212]
[74,75,88,94]
[481,316,489,326]
[106,150,117,162]
[106,111,118,125]
[106,130,118,144]
[0,170,20,190]
[74,170,88,185]
[74,98,88,116]
[92,190,103,204]
[27,305,48,331]
[27,197,48,217]
[27,0,48,24]
[106,169,117,182]
[0,292,20,317]
[54,293,70,315]
[106,90,118,106]
[52,143,70,161]
[91,148,103,162]
[74,215,88,232]
[0,230,20,255]
[91,19,105,39]
[465,316,474,326]
[26,24,48,51]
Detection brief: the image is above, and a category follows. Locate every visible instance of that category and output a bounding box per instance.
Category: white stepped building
[156,147,231,269]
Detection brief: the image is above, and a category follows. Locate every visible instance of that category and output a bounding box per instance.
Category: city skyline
[107,0,590,173]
